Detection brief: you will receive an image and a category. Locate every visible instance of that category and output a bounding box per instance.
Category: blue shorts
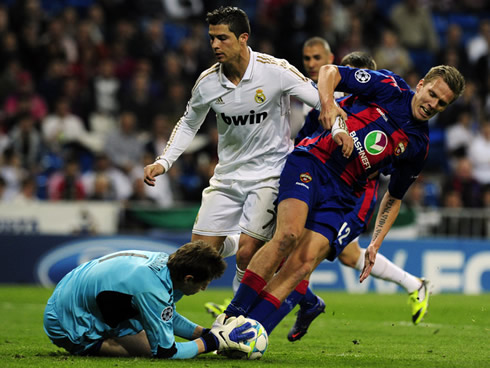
[277,152,358,259]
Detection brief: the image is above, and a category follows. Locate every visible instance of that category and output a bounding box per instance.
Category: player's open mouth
[421,106,431,118]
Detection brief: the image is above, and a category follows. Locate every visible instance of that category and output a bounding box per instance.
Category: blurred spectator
[0,31,19,72]
[0,59,22,107]
[41,97,93,156]
[468,119,490,185]
[467,19,490,65]
[47,157,85,200]
[436,23,470,77]
[39,16,78,65]
[144,113,172,158]
[11,176,38,203]
[139,18,167,71]
[445,109,475,160]
[81,153,132,201]
[0,174,6,201]
[356,0,390,50]
[88,172,116,201]
[374,29,413,78]
[89,58,121,116]
[3,71,48,129]
[389,0,439,75]
[0,148,25,201]
[120,70,159,131]
[8,112,43,171]
[37,58,69,110]
[104,110,144,174]
[442,157,482,208]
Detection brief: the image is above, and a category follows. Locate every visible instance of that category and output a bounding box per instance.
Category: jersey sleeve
[172,309,198,340]
[388,151,427,199]
[280,61,321,110]
[154,84,210,171]
[336,66,404,103]
[295,109,321,144]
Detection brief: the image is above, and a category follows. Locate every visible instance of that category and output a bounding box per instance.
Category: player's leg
[224,197,309,317]
[247,229,330,327]
[340,239,429,324]
[99,331,151,357]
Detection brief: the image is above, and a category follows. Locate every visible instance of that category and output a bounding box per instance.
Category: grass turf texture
[0,286,488,368]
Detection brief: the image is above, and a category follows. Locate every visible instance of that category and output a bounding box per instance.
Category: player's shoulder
[192,63,220,92]
[254,51,309,81]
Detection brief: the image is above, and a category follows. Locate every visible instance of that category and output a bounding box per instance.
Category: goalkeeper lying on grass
[43,241,254,359]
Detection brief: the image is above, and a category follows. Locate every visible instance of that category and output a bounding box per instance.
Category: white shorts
[192,176,279,241]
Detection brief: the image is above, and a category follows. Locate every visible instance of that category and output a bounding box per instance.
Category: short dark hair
[206,6,250,39]
[340,51,377,70]
[168,240,226,283]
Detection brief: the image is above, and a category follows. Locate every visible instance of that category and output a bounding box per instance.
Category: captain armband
[331,116,349,139]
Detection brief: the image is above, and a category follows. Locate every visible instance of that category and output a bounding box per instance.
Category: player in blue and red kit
[223,64,465,326]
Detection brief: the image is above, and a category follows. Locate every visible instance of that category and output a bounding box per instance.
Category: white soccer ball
[223,317,269,360]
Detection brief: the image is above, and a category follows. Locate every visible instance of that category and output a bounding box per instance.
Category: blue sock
[224,270,266,317]
[261,289,304,334]
[247,291,281,326]
[298,287,318,309]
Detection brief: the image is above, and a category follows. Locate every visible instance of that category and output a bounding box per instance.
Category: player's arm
[359,191,401,282]
[317,65,348,130]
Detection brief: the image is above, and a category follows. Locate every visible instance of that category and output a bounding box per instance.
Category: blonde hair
[423,65,465,101]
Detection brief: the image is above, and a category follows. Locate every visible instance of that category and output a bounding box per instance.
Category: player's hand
[210,314,254,352]
[143,163,165,186]
[319,101,348,130]
[333,131,353,158]
[360,244,377,283]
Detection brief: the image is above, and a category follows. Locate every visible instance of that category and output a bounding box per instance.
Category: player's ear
[416,79,425,91]
[183,275,194,283]
[239,33,249,44]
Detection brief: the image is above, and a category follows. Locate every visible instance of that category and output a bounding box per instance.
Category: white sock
[355,248,421,293]
[232,266,246,295]
[219,234,240,258]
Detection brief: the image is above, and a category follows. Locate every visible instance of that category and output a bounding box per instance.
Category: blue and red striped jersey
[295,67,429,199]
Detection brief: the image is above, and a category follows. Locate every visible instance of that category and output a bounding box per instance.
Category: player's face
[411,77,455,121]
[303,44,333,83]
[180,277,211,296]
[209,24,243,64]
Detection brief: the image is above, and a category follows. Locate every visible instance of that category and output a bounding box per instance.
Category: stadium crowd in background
[0,0,489,223]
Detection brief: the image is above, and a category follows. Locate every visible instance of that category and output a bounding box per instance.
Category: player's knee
[236,245,256,270]
[338,252,357,268]
[274,231,298,255]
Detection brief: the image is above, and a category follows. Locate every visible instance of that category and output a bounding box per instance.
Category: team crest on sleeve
[300,172,312,183]
[395,140,408,156]
[161,306,173,321]
[254,89,266,104]
[364,130,387,155]
[355,69,371,83]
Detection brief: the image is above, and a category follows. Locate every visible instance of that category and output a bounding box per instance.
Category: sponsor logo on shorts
[355,69,371,83]
[161,306,173,321]
[300,172,312,183]
[395,140,408,156]
[254,89,266,104]
[364,130,388,155]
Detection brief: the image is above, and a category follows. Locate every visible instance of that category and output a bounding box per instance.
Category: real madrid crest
[255,89,266,104]
[300,172,312,183]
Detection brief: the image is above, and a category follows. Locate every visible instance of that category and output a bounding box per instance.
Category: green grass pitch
[0,286,488,367]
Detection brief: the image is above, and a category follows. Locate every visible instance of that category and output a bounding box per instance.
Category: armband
[331,116,349,138]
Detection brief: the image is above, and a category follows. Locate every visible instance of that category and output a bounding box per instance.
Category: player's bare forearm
[359,192,401,282]
[317,65,346,129]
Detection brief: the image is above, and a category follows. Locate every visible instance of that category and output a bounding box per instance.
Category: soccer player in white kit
[143,6,324,289]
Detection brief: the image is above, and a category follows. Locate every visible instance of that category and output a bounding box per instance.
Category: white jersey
[155,48,321,181]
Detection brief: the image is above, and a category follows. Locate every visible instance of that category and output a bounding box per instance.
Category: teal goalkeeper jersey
[45,250,198,357]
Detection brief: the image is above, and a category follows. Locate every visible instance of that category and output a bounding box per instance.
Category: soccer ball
[223,318,269,360]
